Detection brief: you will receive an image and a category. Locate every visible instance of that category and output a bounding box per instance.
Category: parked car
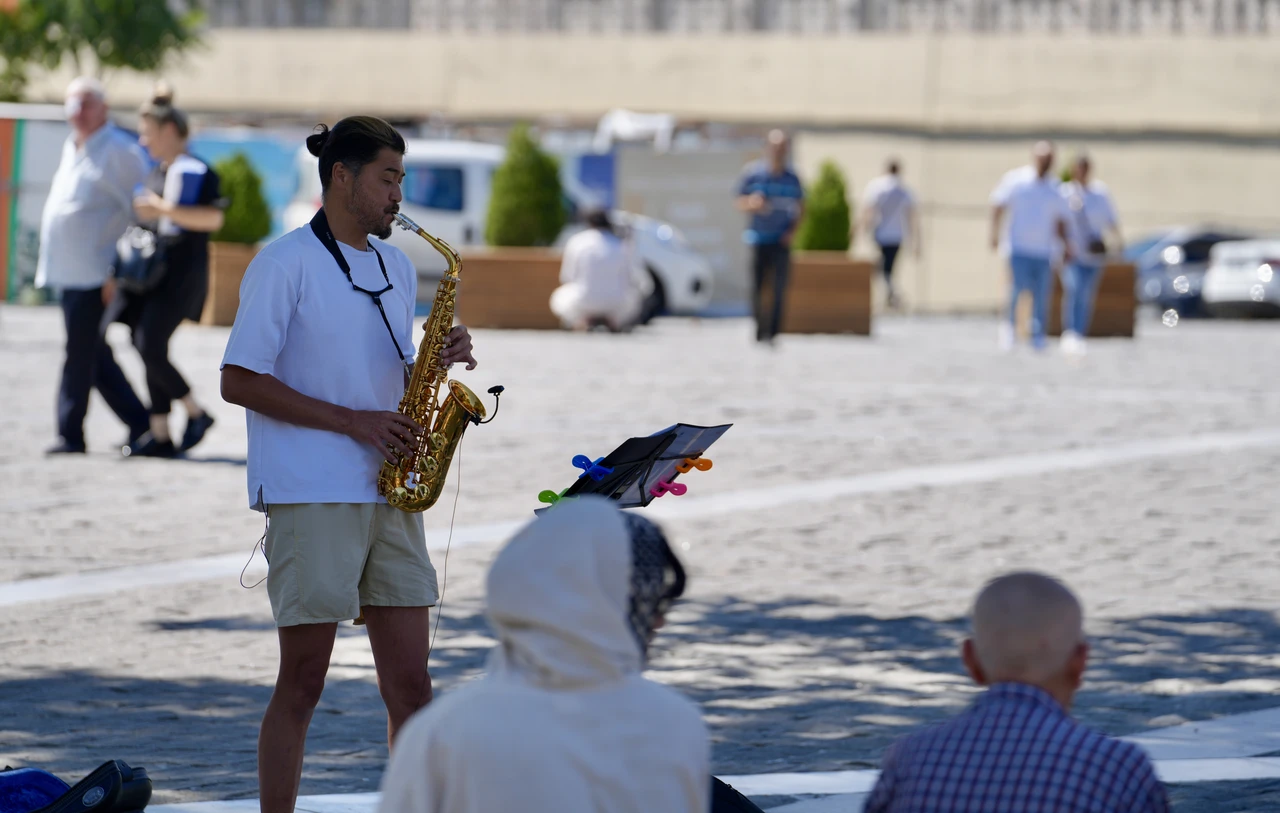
[1125,226,1255,316]
[1201,239,1280,317]
[284,140,714,319]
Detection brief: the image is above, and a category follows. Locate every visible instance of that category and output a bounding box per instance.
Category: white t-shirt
[990,166,1072,261]
[862,174,915,246]
[558,228,644,310]
[1060,179,1119,263]
[220,225,418,511]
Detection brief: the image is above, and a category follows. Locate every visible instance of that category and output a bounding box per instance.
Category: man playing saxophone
[219,116,477,813]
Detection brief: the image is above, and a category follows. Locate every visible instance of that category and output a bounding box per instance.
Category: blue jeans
[1008,254,1053,348]
[1061,261,1102,336]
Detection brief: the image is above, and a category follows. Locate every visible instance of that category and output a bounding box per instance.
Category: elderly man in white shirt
[36,77,151,455]
[990,141,1073,352]
[1059,154,1122,355]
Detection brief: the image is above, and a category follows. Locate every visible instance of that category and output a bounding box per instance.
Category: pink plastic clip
[649,480,688,498]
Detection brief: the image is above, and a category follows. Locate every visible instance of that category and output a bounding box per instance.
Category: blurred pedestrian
[865,572,1170,813]
[550,207,649,332]
[36,77,151,455]
[736,130,805,345]
[110,85,224,458]
[378,497,710,813]
[860,158,919,309]
[990,142,1073,352]
[1058,153,1123,356]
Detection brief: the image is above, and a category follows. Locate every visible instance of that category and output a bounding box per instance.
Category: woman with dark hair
[112,85,224,458]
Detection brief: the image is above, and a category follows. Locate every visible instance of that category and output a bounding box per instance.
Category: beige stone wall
[25,32,1280,135]
[25,31,1276,311]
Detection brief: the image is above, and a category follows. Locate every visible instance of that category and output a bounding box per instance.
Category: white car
[1202,239,1280,317]
[283,139,714,318]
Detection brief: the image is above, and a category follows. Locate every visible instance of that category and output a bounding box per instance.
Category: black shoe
[126,425,149,447]
[45,440,87,455]
[122,432,177,459]
[180,413,216,452]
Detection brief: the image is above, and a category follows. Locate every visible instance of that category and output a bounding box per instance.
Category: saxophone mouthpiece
[392,212,420,233]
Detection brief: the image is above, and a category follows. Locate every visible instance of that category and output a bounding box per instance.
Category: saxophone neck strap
[310,208,410,375]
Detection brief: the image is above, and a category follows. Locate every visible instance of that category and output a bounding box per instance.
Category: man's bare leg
[363,605,432,747]
[259,623,338,813]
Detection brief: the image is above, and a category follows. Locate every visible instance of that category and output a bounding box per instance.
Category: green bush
[485,124,565,247]
[211,152,272,245]
[793,160,852,252]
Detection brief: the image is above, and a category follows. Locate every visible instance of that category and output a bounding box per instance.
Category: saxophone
[376,212,487,513]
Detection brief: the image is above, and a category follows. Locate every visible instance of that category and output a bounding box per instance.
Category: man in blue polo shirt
[736,130,805,344]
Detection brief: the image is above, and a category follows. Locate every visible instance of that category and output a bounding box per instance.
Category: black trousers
[879,242,901,282]
[127,294,193,416]
[751,243,792,342]
[57,287,149,447]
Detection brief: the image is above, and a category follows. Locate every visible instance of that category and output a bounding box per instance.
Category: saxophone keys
[429,432,445,451]
[422,457,439,477]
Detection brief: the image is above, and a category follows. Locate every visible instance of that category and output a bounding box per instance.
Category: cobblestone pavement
[2,304,1279,809]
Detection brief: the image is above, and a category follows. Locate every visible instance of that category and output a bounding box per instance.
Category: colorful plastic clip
[675,457,713,474]
[649,480,689,499]
[538,488,571,505]
[572,454,615,481]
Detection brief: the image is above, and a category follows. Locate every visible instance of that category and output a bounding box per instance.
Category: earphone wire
[416,434,462,706]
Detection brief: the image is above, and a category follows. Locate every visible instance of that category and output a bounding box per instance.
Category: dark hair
[138,82,189,139]
[306,116,406,193]
[887,158,901,175]
[584,206,613,232]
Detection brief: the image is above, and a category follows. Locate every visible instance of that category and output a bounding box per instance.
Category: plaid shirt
[865,683,1170,813]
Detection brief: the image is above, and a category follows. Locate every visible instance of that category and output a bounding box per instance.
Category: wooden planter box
[200,242,258,327]
[456,248,562,330]
[781,252,874,336]
[1049,261,1137,338]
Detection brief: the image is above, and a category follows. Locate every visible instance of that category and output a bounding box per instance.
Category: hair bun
[305,124,330,158]
[150,80,174,107]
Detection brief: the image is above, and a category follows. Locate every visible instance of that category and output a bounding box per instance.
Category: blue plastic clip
[572,454,614,482]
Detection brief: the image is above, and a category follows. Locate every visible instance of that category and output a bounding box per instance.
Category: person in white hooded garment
[549,208,650,332]
[377,496,710,813]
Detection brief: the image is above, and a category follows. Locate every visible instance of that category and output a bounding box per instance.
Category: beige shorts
[264,503,439,627]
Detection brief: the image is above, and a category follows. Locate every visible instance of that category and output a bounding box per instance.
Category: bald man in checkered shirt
[866,572,1170,813]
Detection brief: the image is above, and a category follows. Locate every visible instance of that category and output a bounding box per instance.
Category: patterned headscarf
[621,512,687,656]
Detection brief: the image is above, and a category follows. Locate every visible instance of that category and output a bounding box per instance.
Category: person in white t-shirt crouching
[1058,154,1123,356]
[219,116,478,813]
[550,207,649,332]
[989,142,1074,352]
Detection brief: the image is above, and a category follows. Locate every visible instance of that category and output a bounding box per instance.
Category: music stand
[535,423,731,513]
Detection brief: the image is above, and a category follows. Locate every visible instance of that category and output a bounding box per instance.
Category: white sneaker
[1061,330,1087,356]
[998,323,1015,352]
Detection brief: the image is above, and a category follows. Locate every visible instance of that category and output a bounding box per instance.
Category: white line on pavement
[5,428,1280,609]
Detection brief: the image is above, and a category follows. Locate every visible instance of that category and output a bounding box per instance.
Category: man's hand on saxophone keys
[344,410,422,464]
[439,324,478,370]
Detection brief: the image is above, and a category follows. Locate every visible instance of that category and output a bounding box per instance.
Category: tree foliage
[211,153,273,246]
[0,0,203,102]
[793,160,852,252]
[485,124,566,247]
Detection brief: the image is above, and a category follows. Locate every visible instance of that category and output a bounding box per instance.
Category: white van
[284,139,714,317]
[1202,238,1280,317]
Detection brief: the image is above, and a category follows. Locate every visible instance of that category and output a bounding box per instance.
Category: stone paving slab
[2,305,1280,809]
